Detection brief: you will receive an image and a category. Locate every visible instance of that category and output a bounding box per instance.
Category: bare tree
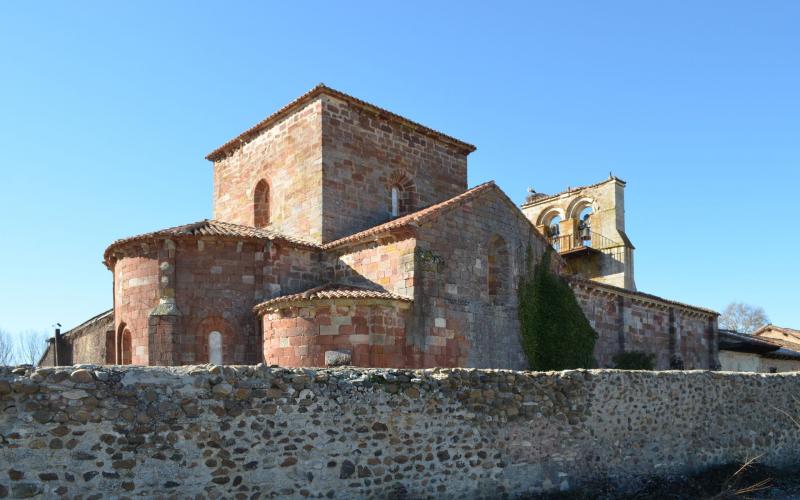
[15,330,49,366]
[719,302,769,334]
[0,329,13,365]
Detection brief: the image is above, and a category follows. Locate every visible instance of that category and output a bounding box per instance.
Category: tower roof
[205,84,477,161]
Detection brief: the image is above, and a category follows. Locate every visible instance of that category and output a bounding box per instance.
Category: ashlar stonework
[41,84,719,370]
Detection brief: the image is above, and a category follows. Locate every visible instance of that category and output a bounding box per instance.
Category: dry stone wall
[1,366,799,499]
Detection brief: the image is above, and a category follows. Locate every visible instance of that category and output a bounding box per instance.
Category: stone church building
[41,85,719,370]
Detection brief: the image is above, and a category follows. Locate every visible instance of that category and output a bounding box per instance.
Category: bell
[580,225,591,241]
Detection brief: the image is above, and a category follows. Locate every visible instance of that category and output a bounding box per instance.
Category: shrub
[612,351,656,370]
[518,248,597,370]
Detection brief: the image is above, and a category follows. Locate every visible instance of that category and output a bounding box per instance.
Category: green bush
[612,351,656,370]
[518,248,598,370]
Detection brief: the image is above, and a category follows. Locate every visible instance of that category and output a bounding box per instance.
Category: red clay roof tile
[253,283,411,313]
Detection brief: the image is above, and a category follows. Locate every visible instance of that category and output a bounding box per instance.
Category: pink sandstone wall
[413,188,555,369]
[319,94,470,242]
[173,238,320,365]
[114,251,160,365]
[572,280,717,369]
[262,300,411,367]
[212,100,324,243]
[109,236,321,366]
[327,236,416,297]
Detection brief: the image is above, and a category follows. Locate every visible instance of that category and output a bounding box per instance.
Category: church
[41,85,720,370]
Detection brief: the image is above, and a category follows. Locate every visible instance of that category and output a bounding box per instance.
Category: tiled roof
[754,324,800,338]
[206,83,476,161]
[762,347,800,361]
[521,176,626,207]
[322,182,496,250]
[63,309,114,339]
[253,283,412,312]
[570,277,718,316]
[753,325,800,351]
[104,219,319,264]
[718,329,780,354]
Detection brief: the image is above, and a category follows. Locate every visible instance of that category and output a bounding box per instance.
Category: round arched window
[209,331,223,365]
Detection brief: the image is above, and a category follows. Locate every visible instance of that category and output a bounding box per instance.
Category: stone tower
[207,84,475,244]
[520,175,636,290]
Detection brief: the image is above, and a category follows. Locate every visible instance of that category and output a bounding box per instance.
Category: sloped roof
[253,283,412,313]
[718,329,780,354]
[753,325,800,351]
[321,182,495,250]
[206,83,476,161]
[570,277,718,316]
[521,175,626,207]
[63,309,114,339]
[754,324,800,338]
[104,219,320,264]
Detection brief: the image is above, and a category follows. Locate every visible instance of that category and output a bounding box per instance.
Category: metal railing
[546,230,620,253]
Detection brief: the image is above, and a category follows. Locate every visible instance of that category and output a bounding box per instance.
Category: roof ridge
[206,84,476,161]
[321,182,495,250]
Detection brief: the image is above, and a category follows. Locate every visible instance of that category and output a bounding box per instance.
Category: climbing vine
[518,247,597,370]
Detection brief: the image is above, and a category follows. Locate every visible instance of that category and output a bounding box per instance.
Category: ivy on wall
[518,248,598,370]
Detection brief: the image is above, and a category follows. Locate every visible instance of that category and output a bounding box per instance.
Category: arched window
[387,171,416,218]
[391,186,400,217]
[487,235,509,303]
[121,329,132,365]
[253,179,270,228]
[208,331,223,365]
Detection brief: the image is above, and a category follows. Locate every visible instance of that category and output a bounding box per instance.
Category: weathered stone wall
[212,99,324,243]
[413,187,555,369]
[320,94,470,243]
[2,365,799,499]
[327,236,417,297]
[44,311,115,367]
[173,238,320,365]
[114,251,160,365]
[572,279,718,369]
[108,237,321,366]
[261,299,412,367]
[719,350,800,373]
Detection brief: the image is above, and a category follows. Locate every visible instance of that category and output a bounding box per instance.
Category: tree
[0,329,13,366]
[15,330,49,366]
[719,302,769,334]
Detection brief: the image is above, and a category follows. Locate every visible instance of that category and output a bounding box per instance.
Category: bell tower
[520,175,636,290]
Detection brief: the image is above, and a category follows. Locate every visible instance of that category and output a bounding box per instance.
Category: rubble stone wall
[1,366,798,499]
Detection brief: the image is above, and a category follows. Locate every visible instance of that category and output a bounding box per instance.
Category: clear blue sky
[1,1,798,336]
